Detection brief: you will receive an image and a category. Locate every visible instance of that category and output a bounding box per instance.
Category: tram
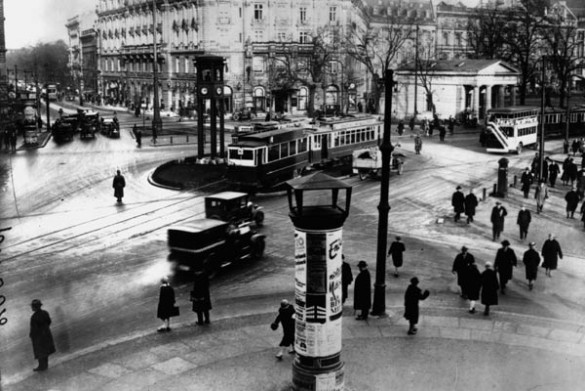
[226,116,383,189]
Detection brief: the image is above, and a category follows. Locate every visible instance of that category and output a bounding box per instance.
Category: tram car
[226,116,383,189]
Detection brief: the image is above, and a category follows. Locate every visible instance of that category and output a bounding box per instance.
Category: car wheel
[255,211,264,227]
[359,170,368,181]
[252,237,265,259]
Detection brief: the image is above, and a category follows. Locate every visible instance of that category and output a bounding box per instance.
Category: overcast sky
[3,0,482,49]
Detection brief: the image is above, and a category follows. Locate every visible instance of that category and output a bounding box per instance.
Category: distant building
[66,11,98,101]
[0,0,10,124]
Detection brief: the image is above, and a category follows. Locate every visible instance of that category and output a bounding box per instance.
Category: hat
[461,246,468,252]
[357,260,368,268]
[395,236,402,241]
[281,299,289,307]
[31,299,42,308]
[529,242,536,247]
[410,277,419,285]
[456,186,462,190]
[501,240,510,246]
[495,201,501,205]
[485,262,493,268]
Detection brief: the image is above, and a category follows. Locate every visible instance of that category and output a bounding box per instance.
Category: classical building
[66,12,99,100]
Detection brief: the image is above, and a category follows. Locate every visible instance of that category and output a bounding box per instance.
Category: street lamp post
[539,57,546,182]
[151,0,162,143]
[371,69,394,317]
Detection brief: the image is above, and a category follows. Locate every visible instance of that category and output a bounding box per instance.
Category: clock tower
[194,55,225,159]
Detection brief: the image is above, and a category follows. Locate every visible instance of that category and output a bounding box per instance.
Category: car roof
[205,191,248,201]
[168,218,229,233]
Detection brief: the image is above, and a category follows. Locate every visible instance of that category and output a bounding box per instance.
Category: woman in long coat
[480,262,499,316]
[112,170,126,203]
[522,242,541,290]
[534,180,548,214]
[157,277,177,332]
[404,277,430,335]
[541,234,563,277]
[353,261,371,320]
[29,299,56,371]
[191,270,212,325]
[272,299,296,359]
[387,236,406,277]
[464,262,482,313]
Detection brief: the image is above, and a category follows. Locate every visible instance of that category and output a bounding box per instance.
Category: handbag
[170,306,180,317]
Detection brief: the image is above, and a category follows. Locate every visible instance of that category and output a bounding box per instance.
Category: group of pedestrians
[451,186,479,224]
[1,128,18,153]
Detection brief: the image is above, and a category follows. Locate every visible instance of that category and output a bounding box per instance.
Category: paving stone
[547,329,583,343]
[500,332,545,350]
[152,357,197,376]
[239,325,280,347]
[112,351,160,370]
[516,324,551,338]
[470,329,500,343]
[460,317,494,331]
[421,316,459,328]
[53,372,110,391]
[183,349,230,367]
[439,327,471,340]
[148,341,193,360]
[493,320,517,333]
[113,367,170,389]
[347,325,383,338]
[88,363,131,379]
[379,325,409,338]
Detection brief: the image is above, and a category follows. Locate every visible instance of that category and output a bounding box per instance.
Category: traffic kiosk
[286,172,352,391]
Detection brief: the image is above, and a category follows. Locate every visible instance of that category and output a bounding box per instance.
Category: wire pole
[539,57,545,182]
[151,0,161,142]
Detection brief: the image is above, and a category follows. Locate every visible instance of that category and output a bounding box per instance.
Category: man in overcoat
[541,234,563,277]
[112,170,126,203]
[353,261,371,320]
[191,270,212,325]
[535,180,548,214]
[29,299,56,371]
[565,187,580,218]
[272,299,295,359]
[566,158,578,186]
[520,167,534,199]
[522,242,541,290]
[517,206,532,240]
[404,277,430,335]
[548,159,560,188]
[452,186,465,222]
[494,240,517,294]
[452,246,474,298]
[490,201,508,241]
[464,261,482,314]
[480,262,499,316]
[341,255,353,304]
[464,189,478,224]
[387,236,406,277]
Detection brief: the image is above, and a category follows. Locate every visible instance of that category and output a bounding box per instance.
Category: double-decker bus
[484,106,539,154]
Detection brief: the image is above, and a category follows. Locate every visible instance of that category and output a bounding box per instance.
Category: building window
[299,31,310,43]
[254,4,263,20]
[300,7,307,22]
[329,7,337,22]
[277,32,287,42]
[254,30,264,42]
[175,58,180,73]
[184,58,189,73]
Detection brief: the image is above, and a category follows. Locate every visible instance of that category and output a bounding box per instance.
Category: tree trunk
[307,85,317,117]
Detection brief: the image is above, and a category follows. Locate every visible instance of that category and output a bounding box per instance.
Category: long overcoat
[480,269,499,306]
[517,209,532,230]
[30,309,56,359]
[565,190,580,212]
[535,184,548,207]
[452,191,465,213]
[541,239,563,270]
[341,262,353,303]
[566,161,578,182]
[494,247,517,284]
[464,264,482,301]
[521,171,533,193]
[112,174,126,199]
[157,284,177,320]
[353,269,371,313]
[274,304,295,347]
[388,241,406,267]
[490,206,508,232]
[452,252,475,287]
[523,248,541,281]
[464,193,478,217]
[403,284,430,324]
[191,272,212,312]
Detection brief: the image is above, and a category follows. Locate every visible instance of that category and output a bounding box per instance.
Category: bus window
[290,140,297,155]
[501,127,513,137]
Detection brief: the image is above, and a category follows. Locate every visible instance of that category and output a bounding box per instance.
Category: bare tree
[416,39,438,115]
[465,5,509,60]
[343,13,413,113]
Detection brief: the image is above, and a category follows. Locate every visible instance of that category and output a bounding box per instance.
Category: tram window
[229,149,239,159]
[356,130,362,143]
[351,130,356,144]
[290,140,297,155]
[268,145,280,161]
[242,150,254,160]
[298,137,307,152]
[281,142,289,158]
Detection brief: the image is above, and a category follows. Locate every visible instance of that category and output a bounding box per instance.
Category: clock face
[216,87,223,96]
[200,87,208,95]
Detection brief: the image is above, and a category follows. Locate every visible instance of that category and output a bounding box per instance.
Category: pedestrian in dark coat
[191,270,212,325]
[480,262,499,316]
[341,256,353,304]
[353,261,371,320]
[448,116,455,135]
[112,170,126,203]
[271,299,295,359]
[409,117,415,132]
[404,277,430,335]
[464,261,482,313]
[9,129,17,153]
[387,236,406,277]
[542,158,549,182]
[548,160,560,188]
[157,277,178,332]
[541,234,563,277]
[566,158,578,185]
[439,125,446,141]
[452,186,465,222]
[464,189,478,223]
[520,167,534,198]
[452,246,474,297]
[572,139,580,155]
[522,242,541,290]
[576,169,585,200]
[517,206,532,240]
[29,299,56,371]
[581,200,585,229]
[561,155,571,185]
[535,180,548,213]
[490,201,507,241]
[565,188,580,218]
[494,240,517,294]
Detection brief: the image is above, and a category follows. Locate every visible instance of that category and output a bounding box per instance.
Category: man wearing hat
[522,242,541,290]
[520,167,534,199]
[517,206,532,240]
[404,277,430,335]
[490,201,508,241]
[29,299,56,371]
[494,240,517,294]
[341,255,353,304]
[451,186,465,222]
[353,261,371,320]
[452,246,474,298]
[480,262,499,316]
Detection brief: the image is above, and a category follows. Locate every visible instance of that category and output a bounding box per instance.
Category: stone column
[473,86,480,120]
[510,85,517,106]
[485,85,492,113]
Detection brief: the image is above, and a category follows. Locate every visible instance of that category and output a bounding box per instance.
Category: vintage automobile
[352,145,405,180]
[79,113,99,139]
[205,191,264,227]
[52,119,75,142]
[167,219,266,275]
[101,118,120,138]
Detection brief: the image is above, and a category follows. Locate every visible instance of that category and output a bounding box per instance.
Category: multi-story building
[66,11,99,101]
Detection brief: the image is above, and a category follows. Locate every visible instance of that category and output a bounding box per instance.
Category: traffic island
[150,156,227,190]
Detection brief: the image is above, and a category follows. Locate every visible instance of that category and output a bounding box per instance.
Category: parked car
[167,219,266,276]
[205,191,264,227]
[80,113,99,139]
[101,118,120,138]
[352,145,405,180]
[52,119,75,142]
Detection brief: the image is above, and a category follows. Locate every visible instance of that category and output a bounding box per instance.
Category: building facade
[66,11,99,101]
